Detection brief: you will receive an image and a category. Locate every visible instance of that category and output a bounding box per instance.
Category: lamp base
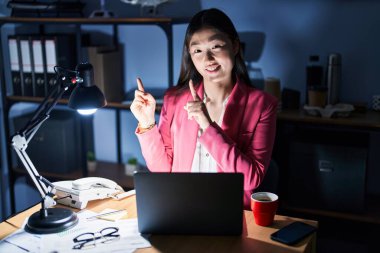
[25,208,78,234]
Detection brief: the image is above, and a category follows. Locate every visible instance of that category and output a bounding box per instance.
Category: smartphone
[270,221,317,245]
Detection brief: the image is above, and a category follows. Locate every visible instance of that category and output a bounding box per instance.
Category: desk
[0,196,317,253]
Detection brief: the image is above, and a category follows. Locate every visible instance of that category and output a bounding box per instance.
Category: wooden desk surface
[1,196,317,253]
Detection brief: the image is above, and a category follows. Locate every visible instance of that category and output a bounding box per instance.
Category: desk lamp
[11,62,107,234]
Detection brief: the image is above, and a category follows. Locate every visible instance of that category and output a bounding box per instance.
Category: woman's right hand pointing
[184,80,212,131]
[130,77,156,128]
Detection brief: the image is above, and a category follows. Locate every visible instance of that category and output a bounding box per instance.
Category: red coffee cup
[251,192,278,226]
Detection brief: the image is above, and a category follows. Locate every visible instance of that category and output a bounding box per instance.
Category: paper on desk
[97,208,128,221]
[42,216,150,253]
[0,210,95,253]
[0,210,151,253]
[0,229,42,252]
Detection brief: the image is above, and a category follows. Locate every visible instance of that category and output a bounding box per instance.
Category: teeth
[206,66,218,71]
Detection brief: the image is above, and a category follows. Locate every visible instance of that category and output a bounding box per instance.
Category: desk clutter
[305,54,341,107]
[303,103,354,118]
[0,209,151,253]
[53,177,135,209]
[0,193,319,253]
[86,209,128,222]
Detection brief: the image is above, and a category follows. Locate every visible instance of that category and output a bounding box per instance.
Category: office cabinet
[274,109,380,223]
[287,138,367,213]
[12,110,83,174]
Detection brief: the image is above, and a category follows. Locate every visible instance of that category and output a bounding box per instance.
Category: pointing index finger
[136,77,145,92]
[189,80,200,101]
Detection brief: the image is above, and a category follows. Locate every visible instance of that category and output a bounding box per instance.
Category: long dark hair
[174,8,252,94]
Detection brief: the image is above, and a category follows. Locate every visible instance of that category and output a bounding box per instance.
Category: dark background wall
[1,0,379,164]
[77,0,380,106]
[92,0,380,163]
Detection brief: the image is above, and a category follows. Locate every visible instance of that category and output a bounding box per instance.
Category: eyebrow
[189,33,227,47]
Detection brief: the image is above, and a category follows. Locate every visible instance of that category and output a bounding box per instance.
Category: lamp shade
[68,62,107,111]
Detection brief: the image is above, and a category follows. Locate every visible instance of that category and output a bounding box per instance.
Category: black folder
[9,34,76,97]
[44,35,76,98]
[19,36,34,96]
[31,37,46,97]
[8,36,22,96]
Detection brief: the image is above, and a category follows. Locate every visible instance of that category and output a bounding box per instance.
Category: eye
[212,44,224,50]
[193,49,202,54]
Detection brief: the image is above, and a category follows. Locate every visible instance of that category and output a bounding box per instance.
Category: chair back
[255,159,279,194]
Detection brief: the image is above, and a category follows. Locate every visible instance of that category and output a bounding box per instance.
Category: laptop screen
[134,172,244,235]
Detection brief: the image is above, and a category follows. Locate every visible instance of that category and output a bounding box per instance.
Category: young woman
[131,8,278,209]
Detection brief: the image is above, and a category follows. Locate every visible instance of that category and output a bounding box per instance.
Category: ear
[233,40,240,56]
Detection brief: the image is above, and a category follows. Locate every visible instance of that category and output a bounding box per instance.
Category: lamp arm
[12,138,52,197]
[7,63,103,233]
[25,76,60,126]
[11,69,78,209]
[26,117,48,144]
[20,75,71,137]
[12,143,56,209]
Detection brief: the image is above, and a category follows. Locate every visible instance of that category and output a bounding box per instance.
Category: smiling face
[188,28,238,86]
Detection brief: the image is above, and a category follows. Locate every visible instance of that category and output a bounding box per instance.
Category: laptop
[133,172,244,235]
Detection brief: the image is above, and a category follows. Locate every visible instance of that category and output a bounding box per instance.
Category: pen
[86,209,126,220]
[4,240,30,252]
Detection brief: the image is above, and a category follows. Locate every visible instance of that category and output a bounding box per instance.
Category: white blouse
[191,95,229,173]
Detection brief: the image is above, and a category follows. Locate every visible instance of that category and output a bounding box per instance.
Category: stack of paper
[0,210,151,253]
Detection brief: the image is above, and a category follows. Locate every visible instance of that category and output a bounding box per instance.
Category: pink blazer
[137,80,278,209]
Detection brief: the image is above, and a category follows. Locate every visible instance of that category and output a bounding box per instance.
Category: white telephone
[72,177,119,191]
[53,177,125,209]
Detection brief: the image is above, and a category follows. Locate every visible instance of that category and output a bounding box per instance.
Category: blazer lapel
[178,84,204,171]
[221,81,248,143]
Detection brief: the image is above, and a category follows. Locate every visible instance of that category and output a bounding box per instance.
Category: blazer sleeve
[199,97,278,193]
[135,94,175,172]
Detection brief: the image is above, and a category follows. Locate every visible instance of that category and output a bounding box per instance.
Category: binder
[44,37,58,96]
[20,36,34,96]
[44,35,76,98]
[31,37,45,97]
[8,36,22,96]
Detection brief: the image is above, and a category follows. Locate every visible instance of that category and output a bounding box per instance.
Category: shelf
[0,14,176,214]
[0,16,189,25]
[277,109,380,130]
[8,95,70,105]
[7,95,163,111]
[13,167,83,181]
